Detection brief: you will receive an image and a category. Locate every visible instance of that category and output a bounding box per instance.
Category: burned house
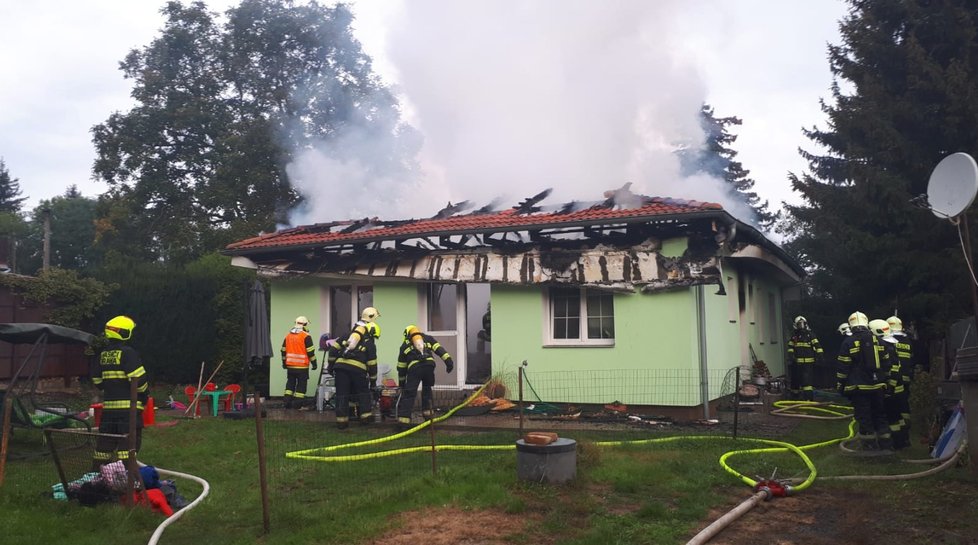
[224,188,803,417]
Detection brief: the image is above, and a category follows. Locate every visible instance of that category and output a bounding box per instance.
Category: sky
[0,0,850,230]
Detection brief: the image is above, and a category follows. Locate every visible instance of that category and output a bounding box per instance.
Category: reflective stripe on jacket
[95,341,147,412]
[787,331,823,364]
[281,330,315,369]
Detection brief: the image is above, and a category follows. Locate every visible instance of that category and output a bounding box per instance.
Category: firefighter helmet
[848,311,869,328]
[105,315,135,341]
[404,325,421,339]
[361,307,380,322]
[294,316,309,331]
[793,315,808,329]
[868,319,890,337]
[838,322,851,336]
[887,316,903,333]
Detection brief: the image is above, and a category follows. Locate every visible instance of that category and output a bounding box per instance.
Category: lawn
[1,403,975,545]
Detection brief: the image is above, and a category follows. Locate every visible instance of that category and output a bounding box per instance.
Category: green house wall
[265,254,788,406]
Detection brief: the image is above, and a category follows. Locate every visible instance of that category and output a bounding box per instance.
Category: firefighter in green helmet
[92,315,148,467]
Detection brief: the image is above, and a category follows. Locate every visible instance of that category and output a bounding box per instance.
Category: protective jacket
[332,322,378,384]
[281,329,316,369]
[891,332,915,387]
[94,339,148,413]
[397,333,453,382]
[787,330,823,365]
[836,329,896,392]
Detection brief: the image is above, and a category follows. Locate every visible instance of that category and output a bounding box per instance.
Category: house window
[726,276,737,323]
[330,285,373,335]
[767,292,778,344]
[546,287,614,346]
[748,283,756,324]
[427,284,457,331]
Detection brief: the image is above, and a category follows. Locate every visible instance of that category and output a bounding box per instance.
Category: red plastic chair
[222,384,241,411]
[184,385,201,416]
[204,382,217,392]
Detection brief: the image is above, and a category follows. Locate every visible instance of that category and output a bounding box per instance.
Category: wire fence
[512,367,737,408]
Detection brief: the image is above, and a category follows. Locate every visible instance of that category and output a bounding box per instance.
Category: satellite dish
[927,152,978,218]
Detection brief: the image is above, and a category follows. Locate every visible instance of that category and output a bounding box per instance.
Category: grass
[1,404,975,545]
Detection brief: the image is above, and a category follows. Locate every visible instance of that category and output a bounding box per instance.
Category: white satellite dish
[927,152,978,218]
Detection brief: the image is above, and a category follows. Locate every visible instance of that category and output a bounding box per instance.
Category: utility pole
[41,207,51,272]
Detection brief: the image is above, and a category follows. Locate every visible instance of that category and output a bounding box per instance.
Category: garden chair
[183,385,201,416]
[222,384,241,411]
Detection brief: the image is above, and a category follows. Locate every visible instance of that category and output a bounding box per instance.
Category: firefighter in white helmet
[836,311,894,451]
[886,315,914,449]
[280,316,317,409]
[838,322,852,337]
[786,315,823,401]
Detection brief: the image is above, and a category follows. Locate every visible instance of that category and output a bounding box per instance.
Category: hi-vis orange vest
[284,331,312,369]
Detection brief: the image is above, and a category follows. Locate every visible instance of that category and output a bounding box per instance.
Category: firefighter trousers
[397,365,436,422]
[333,367,372,423]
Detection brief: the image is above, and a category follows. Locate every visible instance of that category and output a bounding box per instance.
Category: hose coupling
[753,479,790,499]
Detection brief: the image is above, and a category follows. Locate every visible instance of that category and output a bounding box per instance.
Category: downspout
[696,284,710,420]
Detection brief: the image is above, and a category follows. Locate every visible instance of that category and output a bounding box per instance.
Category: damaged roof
[225,193,724,254]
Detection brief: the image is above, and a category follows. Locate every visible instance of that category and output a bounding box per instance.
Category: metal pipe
[696,285,710,420]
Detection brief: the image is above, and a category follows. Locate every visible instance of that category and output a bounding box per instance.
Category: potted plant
[751,360,771,386]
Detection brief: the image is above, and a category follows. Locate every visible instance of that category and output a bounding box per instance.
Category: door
[465,283,492,384]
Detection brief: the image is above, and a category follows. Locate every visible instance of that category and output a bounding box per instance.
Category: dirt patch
[367,507,548,545]
[699,482,978,545]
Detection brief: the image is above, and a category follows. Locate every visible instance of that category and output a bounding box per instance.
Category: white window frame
[543,286,615,347]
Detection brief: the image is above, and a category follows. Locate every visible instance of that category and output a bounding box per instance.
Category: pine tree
[782,0,978,338]
[679,104,774,228]
[0,158,27,213]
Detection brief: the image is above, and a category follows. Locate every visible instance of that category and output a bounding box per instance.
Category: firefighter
[396,325,454,430]
[787,316,823,401]
[887,315,915,449]
[330,318,378,429]
[836,311,895,451]
[280,316,317,410]
[347,307,381,419]
[92,315,148,468]
[870,319,908,449]
[838,322,852,337]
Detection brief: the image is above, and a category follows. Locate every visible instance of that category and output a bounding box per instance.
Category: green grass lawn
[1,409,974,545]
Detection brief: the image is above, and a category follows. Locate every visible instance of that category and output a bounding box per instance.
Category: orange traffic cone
[143,396,156,426]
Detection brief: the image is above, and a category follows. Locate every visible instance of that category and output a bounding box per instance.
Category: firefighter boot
[876,433,894,452]
[284,394,294,410]
[856,433,878,451]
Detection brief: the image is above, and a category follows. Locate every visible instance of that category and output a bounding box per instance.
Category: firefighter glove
[398,378,405,389]
[445,360,454,373]
[311,361,318,370]
[326,364,334,376]
[282,362,287,370]
[836,382,846,397]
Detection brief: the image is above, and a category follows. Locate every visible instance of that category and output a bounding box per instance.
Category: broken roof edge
[222,208,727,256]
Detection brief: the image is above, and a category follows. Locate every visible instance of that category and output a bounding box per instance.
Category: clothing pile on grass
[51,462,189,516]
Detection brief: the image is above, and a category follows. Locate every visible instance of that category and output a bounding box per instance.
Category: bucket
[90,403,104,427]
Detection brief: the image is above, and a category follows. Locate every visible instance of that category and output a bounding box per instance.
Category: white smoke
[288,0,758,226]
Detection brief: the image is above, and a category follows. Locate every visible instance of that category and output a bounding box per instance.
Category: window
[748,282,756,324]
[546,287,614,345]
[427,284,457,331]
[329,285,373,335]
[726,276,737,323]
